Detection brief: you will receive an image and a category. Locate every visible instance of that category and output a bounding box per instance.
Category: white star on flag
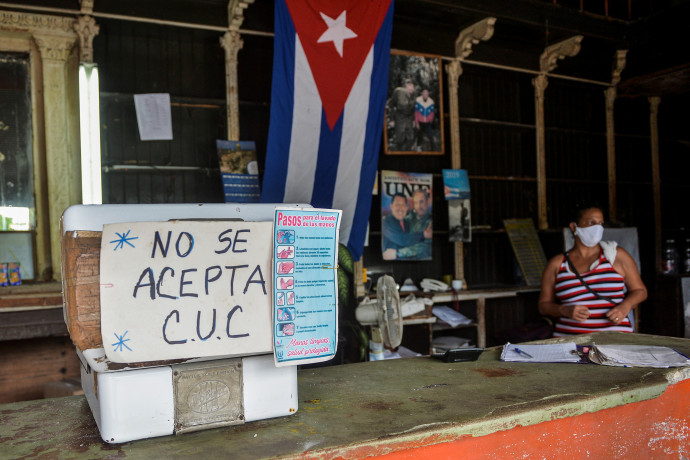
[317,10,357,57]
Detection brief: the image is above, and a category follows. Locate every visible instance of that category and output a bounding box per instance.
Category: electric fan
[375,275,403,349]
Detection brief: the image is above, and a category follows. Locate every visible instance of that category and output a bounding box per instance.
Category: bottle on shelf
[662,238,678,275]
[683,238,690,274]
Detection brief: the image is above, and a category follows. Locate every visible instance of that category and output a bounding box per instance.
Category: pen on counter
[514,347,533,359]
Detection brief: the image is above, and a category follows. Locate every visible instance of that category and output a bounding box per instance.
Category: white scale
[61,203,315,443]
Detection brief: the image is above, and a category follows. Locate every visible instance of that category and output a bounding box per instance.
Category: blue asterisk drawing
[112,331,132,352]
[110,230,138,250]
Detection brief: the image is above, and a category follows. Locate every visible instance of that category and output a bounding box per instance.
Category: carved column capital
[228,0,255,31]
[532,74,548,98]
[611,49,628,86]
[34,33,77,62]
[649,96,661,115]
[605,86,617,107]
[74,15,100,62]
[539,35,583,73]
[79,0,95,14]
[455,17,496,60]
[445,59,463,86]
[220,30,244,61]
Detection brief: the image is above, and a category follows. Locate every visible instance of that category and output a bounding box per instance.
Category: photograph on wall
[448,199,471,243]
[380,170,433,261]
[217,140,260,203]
[384,50,444,155]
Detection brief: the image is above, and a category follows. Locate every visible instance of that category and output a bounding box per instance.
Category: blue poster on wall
[217,140,260,203]
[442,169,470,200]
[272,207,341,366]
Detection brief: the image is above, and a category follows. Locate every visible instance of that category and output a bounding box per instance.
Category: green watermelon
[338,243,354,274]
[338,268,350,306]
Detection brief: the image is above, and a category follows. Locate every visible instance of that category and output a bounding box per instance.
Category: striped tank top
[553,250,631,336]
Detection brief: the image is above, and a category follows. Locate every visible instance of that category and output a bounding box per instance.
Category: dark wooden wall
[89,4,690,347]
[96,19,227,204]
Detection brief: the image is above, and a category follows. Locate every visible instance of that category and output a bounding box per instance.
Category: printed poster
[273,207,341,366]
[380,170,433,261]
[99,221,273,363]
[134,93,173,141]
[449,199,471,243]
[217,140,260,203]
[442,169,470,200]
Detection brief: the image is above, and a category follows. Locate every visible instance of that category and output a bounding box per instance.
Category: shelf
[431,286,540,303]
[0,282,62,312]
[432,322,478,332]
[357,286,540,353]
[357,315,436,327]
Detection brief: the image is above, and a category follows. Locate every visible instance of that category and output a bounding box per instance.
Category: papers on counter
[501,342,690,368]
[501,342,581,363]
[588,344,690,368]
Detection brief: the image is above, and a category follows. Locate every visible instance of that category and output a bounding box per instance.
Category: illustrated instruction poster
[272,207,341,366]
[100,221,273,363]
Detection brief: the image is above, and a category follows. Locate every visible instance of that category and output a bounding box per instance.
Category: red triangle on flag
[286,0,392,130]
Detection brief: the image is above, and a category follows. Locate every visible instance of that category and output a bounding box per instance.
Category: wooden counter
[1,332,689,458]
[0,282,66,341]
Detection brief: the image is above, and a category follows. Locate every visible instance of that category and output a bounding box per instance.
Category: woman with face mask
[538,204,647,336]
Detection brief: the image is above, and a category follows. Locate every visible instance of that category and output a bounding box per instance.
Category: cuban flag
[261,0,394,261]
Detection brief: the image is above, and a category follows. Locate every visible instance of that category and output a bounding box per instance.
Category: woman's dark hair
[571,201,604,224]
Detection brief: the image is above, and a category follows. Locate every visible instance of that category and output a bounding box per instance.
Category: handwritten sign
[273,208,341,366]
[100,221,273,363]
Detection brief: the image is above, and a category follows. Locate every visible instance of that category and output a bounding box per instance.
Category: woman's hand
[562,305,590,322]
[606,305,630,325]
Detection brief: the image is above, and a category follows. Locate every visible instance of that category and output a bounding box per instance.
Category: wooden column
[533,36,583,230]
[605,86,617,221]
[533,74,549,230]
[649,96,662,273]
[220,30,243,141]
[34,32,80,280]
[220,0,254,141]
[447,17,496,285]
[446,59,466,283]
[605,50,627,223]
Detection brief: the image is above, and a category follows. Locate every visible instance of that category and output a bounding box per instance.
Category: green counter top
[2,332,689,459]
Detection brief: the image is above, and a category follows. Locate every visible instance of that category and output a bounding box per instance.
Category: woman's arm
[607,247,648,323]
[538,254,590,321]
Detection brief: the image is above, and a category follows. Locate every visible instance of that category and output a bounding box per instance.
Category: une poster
[380,170,433,261]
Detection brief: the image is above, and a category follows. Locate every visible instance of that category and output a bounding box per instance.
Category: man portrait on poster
[381,171,433,261]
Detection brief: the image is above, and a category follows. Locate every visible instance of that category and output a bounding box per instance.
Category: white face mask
[575,224,604,247]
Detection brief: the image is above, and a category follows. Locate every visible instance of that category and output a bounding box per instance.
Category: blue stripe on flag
[311,114,343,208]
[262,0,395,261]
[260,0,296,203]
[347,1,394,258]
